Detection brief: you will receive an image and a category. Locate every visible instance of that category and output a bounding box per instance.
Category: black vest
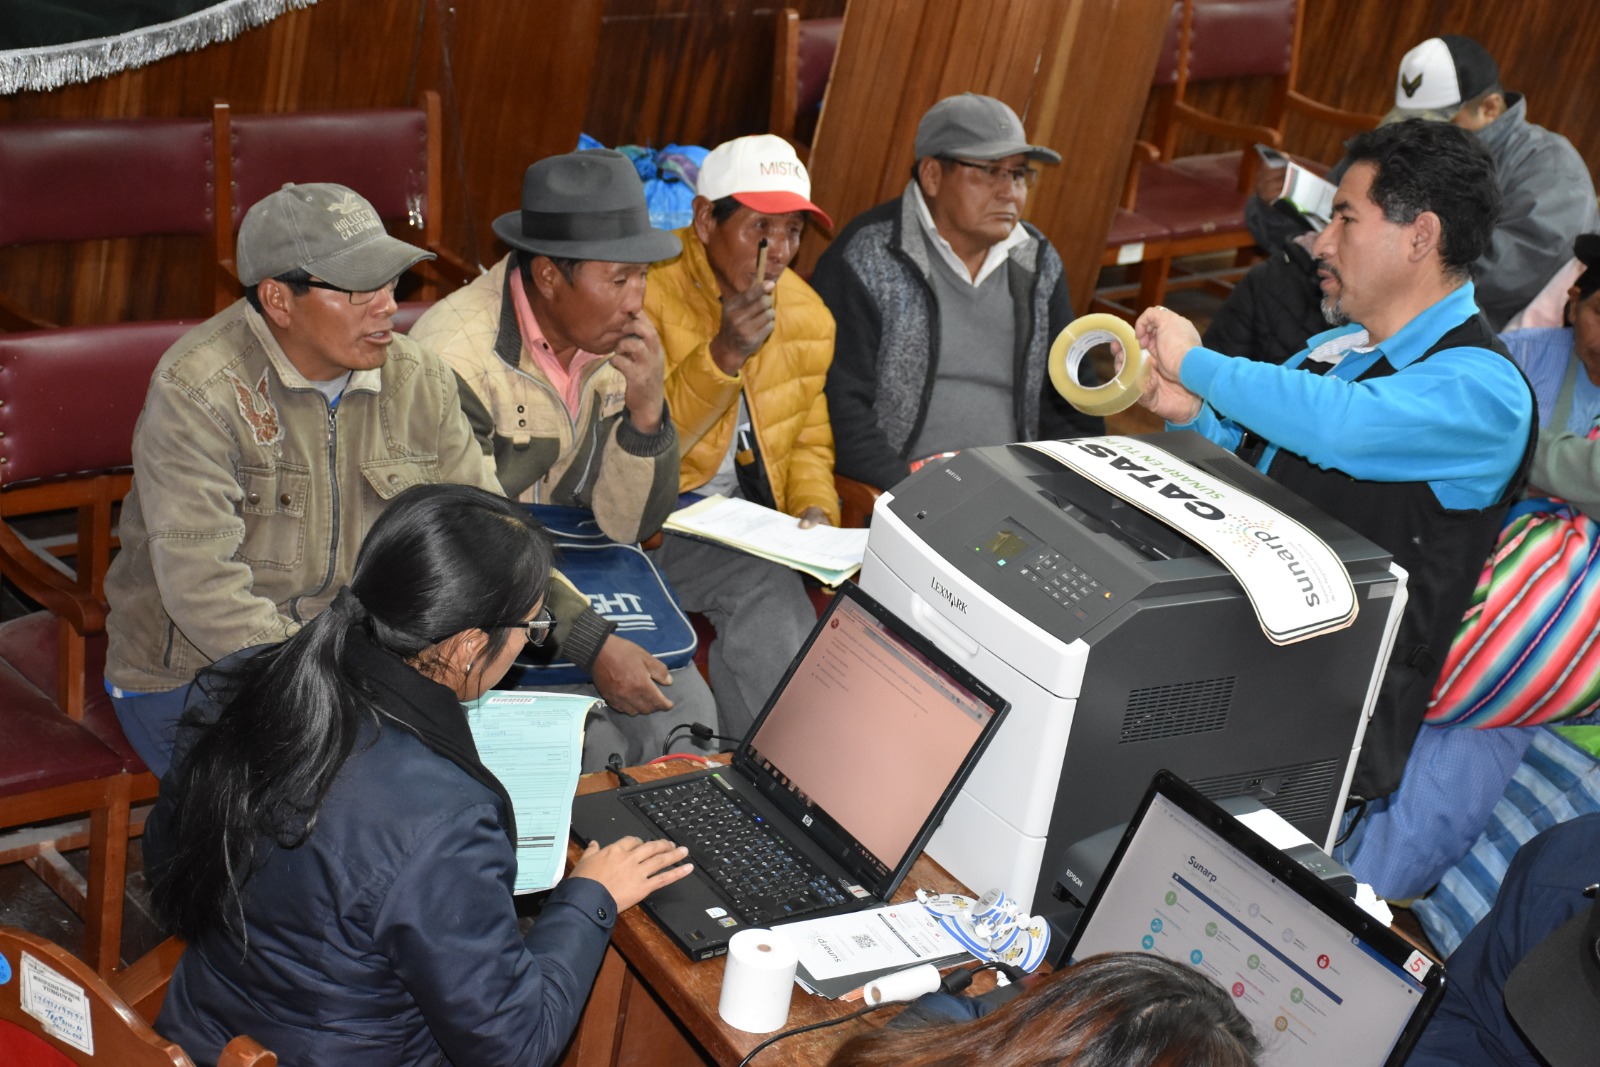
[1240,314,1535,800]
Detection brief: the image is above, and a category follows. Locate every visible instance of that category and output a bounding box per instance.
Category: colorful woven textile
[1426,498,1600,727]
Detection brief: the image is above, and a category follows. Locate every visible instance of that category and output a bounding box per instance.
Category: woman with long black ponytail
[145,483,691,1066]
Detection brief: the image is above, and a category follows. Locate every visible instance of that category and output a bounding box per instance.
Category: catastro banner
[1026,436,1357,645]
[0,0,317,94]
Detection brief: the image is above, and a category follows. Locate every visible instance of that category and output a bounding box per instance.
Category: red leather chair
[0,320,194,975]
[212,91,475,311]
[0,117,215,329]
[1111,0,1377,309]
[771,9,845,161]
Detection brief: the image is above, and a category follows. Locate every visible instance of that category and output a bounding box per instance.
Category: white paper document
[784,902,972,983]
[465,690,594,894]
[664,494,869,585]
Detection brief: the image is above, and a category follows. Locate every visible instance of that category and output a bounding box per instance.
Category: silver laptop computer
[1064,771,1446,1066]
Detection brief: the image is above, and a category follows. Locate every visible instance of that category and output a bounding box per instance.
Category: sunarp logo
[930,575,968,614]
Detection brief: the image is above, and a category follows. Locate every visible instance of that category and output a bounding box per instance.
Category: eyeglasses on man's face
[491,606,555,647]
[304,276,401,305]
[944,158,1038,188]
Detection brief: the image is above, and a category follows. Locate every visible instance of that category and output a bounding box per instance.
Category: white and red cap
[695,134,833,229]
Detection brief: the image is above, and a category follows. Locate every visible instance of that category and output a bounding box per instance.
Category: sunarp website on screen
[747,596,994,864]
[1070,794,1426,1066]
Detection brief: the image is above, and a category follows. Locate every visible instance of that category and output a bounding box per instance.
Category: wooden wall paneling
[799,0,1171,313]
[1027,0,1174,312]
[580,0,847,152]
[420,0,606,269]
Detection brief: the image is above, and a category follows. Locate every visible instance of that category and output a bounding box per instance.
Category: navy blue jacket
[1407,813,1600,1065]
[146,652,615,1067]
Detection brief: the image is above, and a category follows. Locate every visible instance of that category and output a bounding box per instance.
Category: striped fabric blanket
[1426,498,1600,728]
[1413,726,1600,956]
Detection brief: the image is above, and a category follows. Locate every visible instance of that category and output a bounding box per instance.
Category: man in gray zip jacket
[812,93,1102,493]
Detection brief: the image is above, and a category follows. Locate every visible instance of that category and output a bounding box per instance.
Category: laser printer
[859,433,1405,919]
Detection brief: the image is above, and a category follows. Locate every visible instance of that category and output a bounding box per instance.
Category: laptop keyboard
[626,776,852,925]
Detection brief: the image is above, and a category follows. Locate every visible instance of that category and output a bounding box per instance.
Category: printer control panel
[970,518,1116,627]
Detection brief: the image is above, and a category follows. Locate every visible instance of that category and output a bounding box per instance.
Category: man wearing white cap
[812,93,1101,494]
[1226,35,1598,356]
[104,182,500,774]
[644,134,838,735]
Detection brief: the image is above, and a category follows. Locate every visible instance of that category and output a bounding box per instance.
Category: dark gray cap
[913,93,1061,165]
[237,183,433,288]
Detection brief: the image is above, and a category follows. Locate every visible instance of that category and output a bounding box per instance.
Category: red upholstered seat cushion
[1134,152,1250,240]
[1107,208,1171,247]
[0,1021,78,1067]
[0,613,146,774]
[0,659,122,796]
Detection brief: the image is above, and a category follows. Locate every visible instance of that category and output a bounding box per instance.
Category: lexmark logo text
[930,576,967,613]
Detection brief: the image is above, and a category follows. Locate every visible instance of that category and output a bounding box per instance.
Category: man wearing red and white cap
[643,134,839,735]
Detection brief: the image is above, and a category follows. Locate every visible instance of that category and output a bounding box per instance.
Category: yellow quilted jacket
[645,226,840,523]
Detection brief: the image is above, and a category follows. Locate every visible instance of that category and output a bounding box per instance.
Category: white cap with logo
[695,134,833,229]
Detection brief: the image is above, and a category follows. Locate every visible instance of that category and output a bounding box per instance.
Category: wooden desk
[558,757,984,1067]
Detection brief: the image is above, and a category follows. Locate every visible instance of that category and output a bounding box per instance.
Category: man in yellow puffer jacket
[644,135,839,735]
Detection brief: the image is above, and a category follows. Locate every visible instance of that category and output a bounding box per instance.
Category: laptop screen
[1068,785,1438,1066]
[740,587,1005,888]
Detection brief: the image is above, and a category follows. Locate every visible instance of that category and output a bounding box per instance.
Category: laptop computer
[569,582,1010,961]
[1063,770,1446,1066]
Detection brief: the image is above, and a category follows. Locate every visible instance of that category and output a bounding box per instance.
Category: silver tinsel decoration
[0,0,321,95]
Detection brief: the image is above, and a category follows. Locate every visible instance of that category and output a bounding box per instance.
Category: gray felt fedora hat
[492,149,681,264]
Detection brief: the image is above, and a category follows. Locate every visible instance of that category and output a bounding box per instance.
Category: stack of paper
[780,903,974,999]
[663,495,869,586]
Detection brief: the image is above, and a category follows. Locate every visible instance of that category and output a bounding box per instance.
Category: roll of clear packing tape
[718,927,799,1033]
[1049,313,1149,416]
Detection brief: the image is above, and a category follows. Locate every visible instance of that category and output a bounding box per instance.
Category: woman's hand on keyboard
[572,836,694,912]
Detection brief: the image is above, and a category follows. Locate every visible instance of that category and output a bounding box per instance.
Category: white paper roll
[717,928,799,1034]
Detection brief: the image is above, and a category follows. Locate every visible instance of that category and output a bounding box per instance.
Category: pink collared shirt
[508,272,610,417]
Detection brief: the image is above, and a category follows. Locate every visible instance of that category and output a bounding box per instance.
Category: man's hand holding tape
[1133,306,1204,425]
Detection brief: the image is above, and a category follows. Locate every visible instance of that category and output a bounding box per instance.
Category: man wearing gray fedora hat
[413,149,715,769]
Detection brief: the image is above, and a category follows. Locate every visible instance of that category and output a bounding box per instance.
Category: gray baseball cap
[914,93,1061,165]
[237,182,433,289]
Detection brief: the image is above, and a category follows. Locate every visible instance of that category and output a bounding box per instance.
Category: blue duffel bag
[509,504,697,685]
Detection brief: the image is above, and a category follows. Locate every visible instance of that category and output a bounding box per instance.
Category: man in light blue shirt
[1135,120,1535,897]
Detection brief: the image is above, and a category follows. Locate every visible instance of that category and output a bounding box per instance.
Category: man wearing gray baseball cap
[104,183,500,774]
[812,93,1102,495]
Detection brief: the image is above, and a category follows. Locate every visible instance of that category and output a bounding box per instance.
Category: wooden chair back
[0,927,276,1065]
[0,320,195,721]
[0,118,215,329]
[212,91,472,310]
